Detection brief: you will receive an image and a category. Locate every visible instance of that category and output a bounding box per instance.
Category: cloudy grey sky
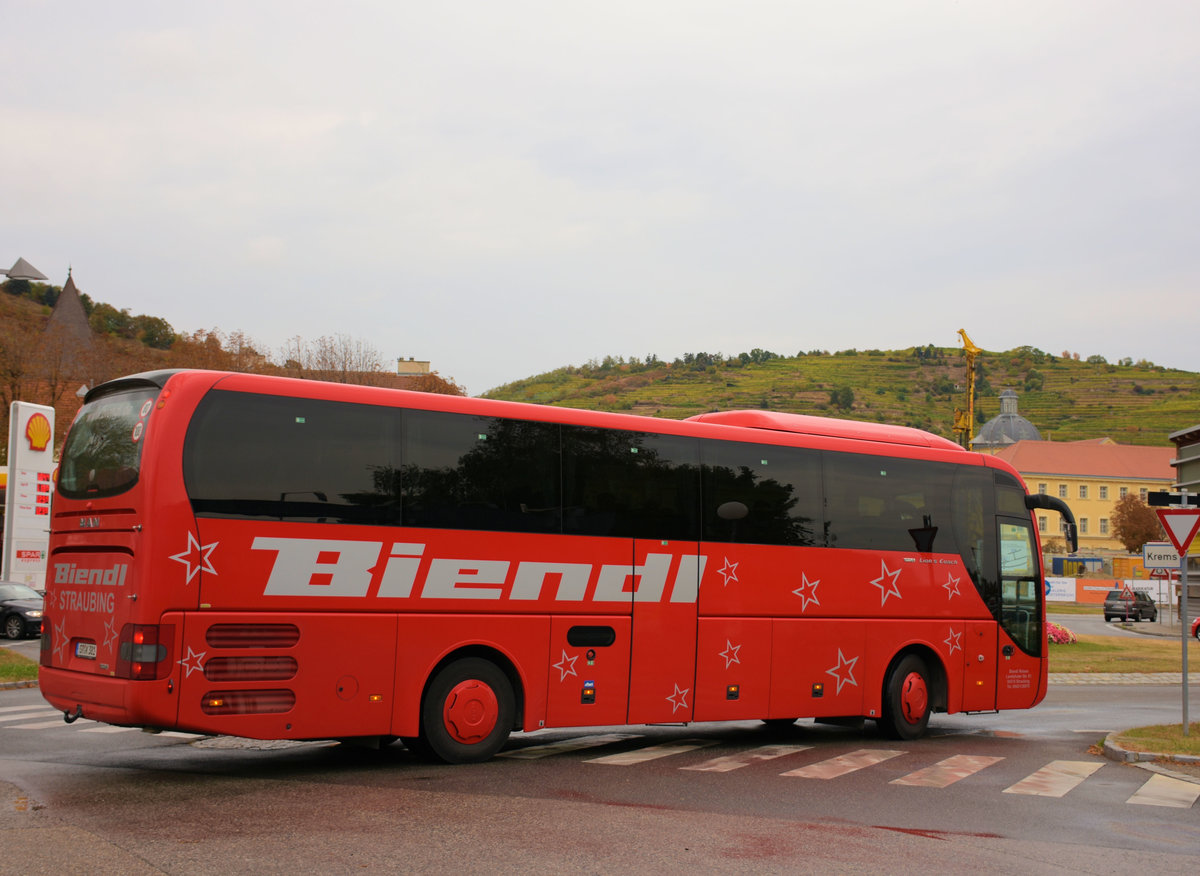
[4,1,1198,395]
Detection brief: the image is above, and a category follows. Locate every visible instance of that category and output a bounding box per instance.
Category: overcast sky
[4,1,1198,395]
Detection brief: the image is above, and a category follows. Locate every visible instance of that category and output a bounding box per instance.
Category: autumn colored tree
[1110,494,1164,552]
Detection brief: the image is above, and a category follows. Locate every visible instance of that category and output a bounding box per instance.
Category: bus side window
[401,411,560,534]
[823,453,957,555]
[701,440,821,546]
[561,427,699,541]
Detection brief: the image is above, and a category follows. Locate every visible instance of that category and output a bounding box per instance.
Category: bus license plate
[75,642,97,659]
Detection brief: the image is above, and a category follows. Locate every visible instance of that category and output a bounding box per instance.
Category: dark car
[0,582,44,639]
[1102,588,1158,622]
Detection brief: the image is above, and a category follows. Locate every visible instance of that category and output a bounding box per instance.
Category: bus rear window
[58,388,159,498]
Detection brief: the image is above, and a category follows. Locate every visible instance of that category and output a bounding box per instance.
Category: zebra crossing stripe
[1126,774,1200,808]
[780,748,904,779]
[1002,760,1102,797]
[79,725,138,734]
[682,744,813,773]
[0,711,58,724]
[498,733,642,760]
[890,755,1005,788]
[8,720,69,730]
[0,705,56,715]
[587,739,717,765]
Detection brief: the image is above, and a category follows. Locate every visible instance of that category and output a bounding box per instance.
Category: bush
[1047,621,1077,644]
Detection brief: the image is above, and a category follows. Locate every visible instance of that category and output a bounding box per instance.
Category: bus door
[995,516,1045,709]
[961,622,997,711]
[628,539,700,723]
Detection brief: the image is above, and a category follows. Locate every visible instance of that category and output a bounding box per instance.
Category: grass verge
[1109,723,1200,759]
[1049,634,1200,674]
[0,648,38,683]
[1045,602,1103,615]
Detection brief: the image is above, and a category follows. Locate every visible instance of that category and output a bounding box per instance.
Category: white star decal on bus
[53,617,69,662]
[169,532,218,585]
[178,646,206,678]
[717,558,739,587]
[871,560,903,606]
[666,683,690,713]
[103,616,119,651]
[943,573,961,599]
[944,628,962,655]
[553,649,578,681]
[791,573,820,611]
[826,649,859,695]
[719,640,741,669]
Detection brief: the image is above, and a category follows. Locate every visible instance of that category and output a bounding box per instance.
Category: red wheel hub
[899,672,928,725]
[442,679,499,744]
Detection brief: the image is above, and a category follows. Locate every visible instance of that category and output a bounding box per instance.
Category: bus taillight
[116,624,175,680]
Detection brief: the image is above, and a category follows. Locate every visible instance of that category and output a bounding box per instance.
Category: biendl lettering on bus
[53,562,129,588]
[249,535,707,603]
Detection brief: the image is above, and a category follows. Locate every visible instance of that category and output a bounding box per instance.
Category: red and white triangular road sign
[1156,508,1200,554]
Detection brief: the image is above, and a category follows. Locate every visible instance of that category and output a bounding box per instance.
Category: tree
[1110,494,1163,552]
[829,386,855,410]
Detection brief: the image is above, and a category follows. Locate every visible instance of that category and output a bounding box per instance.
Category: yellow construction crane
[953,329,981,449]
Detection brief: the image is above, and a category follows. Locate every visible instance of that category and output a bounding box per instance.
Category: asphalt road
[2,677,1198,875]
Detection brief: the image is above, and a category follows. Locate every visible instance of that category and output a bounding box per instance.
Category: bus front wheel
[878,655,931,740]
[419,658,515,764]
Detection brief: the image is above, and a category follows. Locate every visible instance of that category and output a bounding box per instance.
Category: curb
[1102,735,1200,784]
[0,680,38,690]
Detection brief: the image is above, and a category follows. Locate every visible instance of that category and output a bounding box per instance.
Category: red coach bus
[40,370,1077,762]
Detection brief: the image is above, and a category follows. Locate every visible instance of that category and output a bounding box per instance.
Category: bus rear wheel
[878,655,931,740]
[419,658,514,764]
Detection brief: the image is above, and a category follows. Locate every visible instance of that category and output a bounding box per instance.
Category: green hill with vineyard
[482,346,1200,447]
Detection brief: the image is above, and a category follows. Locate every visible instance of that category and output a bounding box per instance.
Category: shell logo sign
[25,412,52,452]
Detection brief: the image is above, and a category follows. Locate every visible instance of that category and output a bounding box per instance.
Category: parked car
[1102,588,1158,622]
[1192,616,1200,641]
[0,582,44,639]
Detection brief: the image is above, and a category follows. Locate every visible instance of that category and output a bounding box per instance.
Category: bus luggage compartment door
[627,540,700,724]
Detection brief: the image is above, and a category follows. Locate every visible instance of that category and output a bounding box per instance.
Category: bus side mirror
[1024,493,1079,553]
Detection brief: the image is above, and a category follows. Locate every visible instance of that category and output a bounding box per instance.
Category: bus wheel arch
[412,647,522,764]
[877,647,945,740]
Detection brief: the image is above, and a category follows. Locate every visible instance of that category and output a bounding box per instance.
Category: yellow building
[993,438,1175,553]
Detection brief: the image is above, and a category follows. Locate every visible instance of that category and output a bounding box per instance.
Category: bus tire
[419,658,514,764]
[878,655,931,740]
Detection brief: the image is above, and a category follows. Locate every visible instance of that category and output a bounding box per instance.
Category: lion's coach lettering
[248,535,706,603]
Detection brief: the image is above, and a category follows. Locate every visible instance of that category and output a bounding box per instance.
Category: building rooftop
[993,439,1175,481]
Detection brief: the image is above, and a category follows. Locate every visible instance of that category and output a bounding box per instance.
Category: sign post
[1154,493,1200,737]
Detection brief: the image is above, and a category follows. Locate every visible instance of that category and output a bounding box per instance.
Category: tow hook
[63,705,83,724]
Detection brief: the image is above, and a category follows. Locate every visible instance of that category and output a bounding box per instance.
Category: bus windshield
[58,388,159,498]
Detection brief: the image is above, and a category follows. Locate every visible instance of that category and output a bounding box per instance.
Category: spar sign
[2,402,55,590]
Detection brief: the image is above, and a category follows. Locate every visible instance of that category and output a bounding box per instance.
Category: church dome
[971,389,1041,450]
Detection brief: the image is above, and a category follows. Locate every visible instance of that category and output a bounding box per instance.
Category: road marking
[587,739,717,765]
[1127,774,1200,808]
[8,719,70,730]
[890,755,1005,787]
[681,744,813,773]
[0,709,58,723]
[0,704,56,714]
[780,748,904,779]
[1003,760,1102,797]
[78,724,138,734]
[498,733,642,760]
